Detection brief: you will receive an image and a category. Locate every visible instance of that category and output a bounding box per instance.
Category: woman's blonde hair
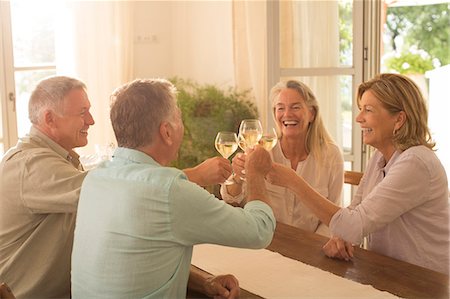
[356,73,435,151]
[270,80,337,162]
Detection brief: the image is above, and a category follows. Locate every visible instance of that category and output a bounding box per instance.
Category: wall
[133,1,234,87]
[427,64,450,179]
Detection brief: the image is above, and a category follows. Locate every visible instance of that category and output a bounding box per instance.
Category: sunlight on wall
[427,65,450,178]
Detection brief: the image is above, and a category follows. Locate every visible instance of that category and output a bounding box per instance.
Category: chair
[0,283,16,299]
[344,170,363,186]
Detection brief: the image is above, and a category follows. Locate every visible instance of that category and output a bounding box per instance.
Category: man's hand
[322,236,354,261]
[245,146,271,177]
[0,283,16,299]
[231,153,246,180]
[245,146,271,205]
[204,274,240,299]
[184,157,232,186]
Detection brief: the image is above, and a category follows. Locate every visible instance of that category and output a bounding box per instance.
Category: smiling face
[356,90,400,157]
[53,88,95,151]
[274,88,315,140]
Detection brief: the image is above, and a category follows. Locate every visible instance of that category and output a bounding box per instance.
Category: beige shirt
[221,142,344,236]
[0,126,87,298]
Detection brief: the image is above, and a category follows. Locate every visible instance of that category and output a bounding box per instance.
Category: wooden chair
[344,170,363,186]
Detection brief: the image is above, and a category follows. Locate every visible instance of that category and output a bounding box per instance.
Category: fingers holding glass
[231,153,246,181]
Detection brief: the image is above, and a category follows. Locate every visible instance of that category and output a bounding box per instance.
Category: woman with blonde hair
[221,80,344,236]
[268,73,449,274]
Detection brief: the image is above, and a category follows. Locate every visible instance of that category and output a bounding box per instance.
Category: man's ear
[159,121,174,146]
[43,110,57,128]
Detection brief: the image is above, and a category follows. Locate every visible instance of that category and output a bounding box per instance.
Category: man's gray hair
[28,76,86,124]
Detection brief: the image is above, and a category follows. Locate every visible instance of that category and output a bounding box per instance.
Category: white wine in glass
[237,134,248,152]
[216,142,238,159]
[259,128,278,151]
[239,119,263,149]
[215,131,238,185]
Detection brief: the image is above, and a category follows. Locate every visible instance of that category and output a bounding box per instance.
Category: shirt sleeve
[330,153,432,244]
[169,174,276,248]
[20,150,87,213]
[219,181,246,206]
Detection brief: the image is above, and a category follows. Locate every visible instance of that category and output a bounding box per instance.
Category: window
[267,0,364,205]
[381,0,450,178]
[0,1,57,155]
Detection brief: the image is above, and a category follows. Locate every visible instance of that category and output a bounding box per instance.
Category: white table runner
[192,244,397,298]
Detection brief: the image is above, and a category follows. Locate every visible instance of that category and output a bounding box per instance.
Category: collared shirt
[221,141,343,236]
[71,147,275,299]
[330,146,449,274]
[0,126,87,298]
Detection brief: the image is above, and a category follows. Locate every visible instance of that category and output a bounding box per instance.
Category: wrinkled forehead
[275,88,305,105]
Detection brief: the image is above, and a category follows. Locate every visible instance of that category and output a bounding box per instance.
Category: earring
[393,128,397,136]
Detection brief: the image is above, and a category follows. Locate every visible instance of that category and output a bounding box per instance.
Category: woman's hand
[266,162,296,188]
[322,236,354,261]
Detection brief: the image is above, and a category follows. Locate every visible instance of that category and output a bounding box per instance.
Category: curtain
[234,0,341,143]
[282,1,341,143]
[232,0,268,127]
[55,1,134,156]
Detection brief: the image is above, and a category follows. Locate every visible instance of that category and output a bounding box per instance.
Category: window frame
[0,1,18,152]
[266,0,382,173]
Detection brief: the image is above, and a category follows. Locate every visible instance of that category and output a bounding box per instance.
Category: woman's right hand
[231,153,246,180]
[266,162,296,188]
[322,236,354,261]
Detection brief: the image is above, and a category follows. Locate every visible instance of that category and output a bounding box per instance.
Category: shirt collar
[375,149,401,177]
[29,126,83,169]
[112,147,161,166]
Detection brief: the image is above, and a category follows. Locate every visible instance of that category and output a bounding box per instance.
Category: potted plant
[170,77,258,195]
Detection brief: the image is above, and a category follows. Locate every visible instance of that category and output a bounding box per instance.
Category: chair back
[344,171,363,186]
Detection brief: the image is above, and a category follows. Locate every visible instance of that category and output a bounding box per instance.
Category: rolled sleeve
[220,182,246,206]
[330,207,365,244]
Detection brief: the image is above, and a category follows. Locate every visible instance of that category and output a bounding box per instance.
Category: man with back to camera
[0,76,238,298]
[71,78,276,298]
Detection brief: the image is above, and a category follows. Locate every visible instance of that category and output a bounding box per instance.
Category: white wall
[133,1,234,87]
[427,64,450,179]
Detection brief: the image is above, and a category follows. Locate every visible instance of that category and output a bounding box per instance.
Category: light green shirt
[71,147,275,299]
[0,126,86,298]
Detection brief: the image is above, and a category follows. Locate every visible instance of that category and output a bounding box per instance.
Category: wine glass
[237,119,262,180]
[238,119,263,150]
[215,131,239,185]
[237,133,248,152]
[259,128,278,151]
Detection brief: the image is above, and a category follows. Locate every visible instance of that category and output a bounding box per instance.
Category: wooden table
[188,222,449,298]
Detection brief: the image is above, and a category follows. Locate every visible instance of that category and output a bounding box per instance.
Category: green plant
[170,77,258,172]
[384,50,434,75]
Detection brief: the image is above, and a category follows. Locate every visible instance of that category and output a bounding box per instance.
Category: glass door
[0,1,57,156]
